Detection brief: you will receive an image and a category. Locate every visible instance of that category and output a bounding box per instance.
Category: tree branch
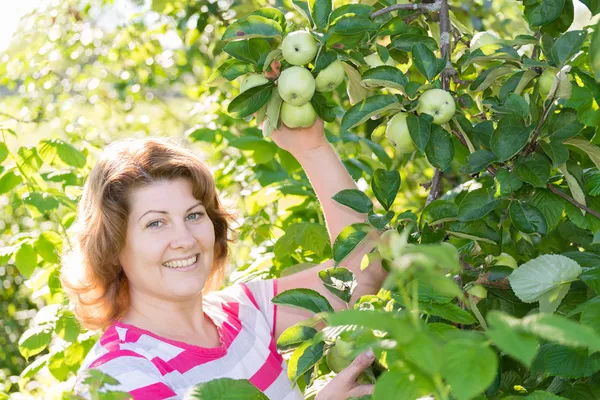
[426,0,451,205]
[371,0,442,18]
[547,184,600,220]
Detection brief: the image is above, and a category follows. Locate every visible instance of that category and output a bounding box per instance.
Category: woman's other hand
[315,350,375,400]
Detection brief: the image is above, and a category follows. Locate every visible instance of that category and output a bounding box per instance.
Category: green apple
[467,284,488,299]
[326,339,355,373]
[538,67,572,100]
[315,60,346,92]
[417,89,456,125]
[277,66,315,106]
[240,73,269,93]
[385,112,415,153]
[281,30,318,66]
[364,53,396,68]
[538,68,557,99]
[280,101,317,128]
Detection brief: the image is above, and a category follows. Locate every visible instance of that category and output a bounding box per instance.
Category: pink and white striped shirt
[74,279,303,399]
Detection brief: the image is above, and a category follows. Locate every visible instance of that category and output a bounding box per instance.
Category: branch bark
[370,1,442,18]
[425,0,450,205]
[547,184,600,220]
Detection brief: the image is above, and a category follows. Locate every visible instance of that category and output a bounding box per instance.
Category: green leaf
[184,378,268,399]
[34,231,62,264]
[227,82,274,119]
[310,91,336,124]
[486,311,539,367]
[524,0,566,27]
[510,201,548,234]
[207,60,255,86]
[371,169,400,211]
[341,94,400,132]
[328,14,377,36]
[368,211,395,231]
[38,139,86,168]
[540,140,569,167]
[318,267,356,303]
[490,115,534,161]
[457,189,501,222]
[425,125,454,171]
[15,243,37,278]
[287,340,325,383]
[551,30,588,67]
[0,170,23,195]
[531,189,565,231]
[440,338,498,400]
[330,4,374,22]
[308,0,331,30]
[513,153,552,188]
[412,43,445,82]
[391,34,438,52]
[564,138,600,170]
[495,168,523,197]
[312,50,337,75]
[407,113,432,154]
[22,191,59,213]
[462,149,497,174]
[361,66,408,90]
[332,189,373,213]
[522,313,600,352]
[592,20,600,82]
[18,325,52,360]
[274,222,330,259]
[342,62,368,105]
[543,109,584,140]
[559,164,587,214]
[586,173,600,196]
[538,283,570,314]
[420,302,477,324]
[491,93,530,118]
[421,200,458,226]
[544,344,600,378]
[223,38,271,66]
[374,365,435,400]
[470,66,515,93]
[222,15,282,41]
[263,88,284,137]
[273,288,333,314]
[333,223,371,266]
[292,0,314,26]
[448,221,501,244]
[277,325,317,350]
[508,254,582,303]
[326,309,417,343]
[0,142,8,163]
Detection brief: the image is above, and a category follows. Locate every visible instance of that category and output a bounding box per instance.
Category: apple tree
[1,0,600,399]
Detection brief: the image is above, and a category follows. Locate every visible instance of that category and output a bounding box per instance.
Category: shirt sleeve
[239,278,279,337]
[74,353,178,400]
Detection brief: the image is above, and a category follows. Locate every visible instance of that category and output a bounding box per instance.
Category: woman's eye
[146,220,163,229]
[187,212,204,221]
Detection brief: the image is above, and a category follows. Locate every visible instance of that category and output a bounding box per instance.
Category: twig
[547,184,600,220]
[425,0,451,205]
[426,169,443,205]
[370,0,442,18]
[523,94,556,156]
[531,29,542,60]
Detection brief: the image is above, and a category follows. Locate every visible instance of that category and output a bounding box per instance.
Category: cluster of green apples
[385,88,456,154]
[240,30,346,128]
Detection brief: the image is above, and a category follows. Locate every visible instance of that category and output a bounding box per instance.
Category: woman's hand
[268,117,327,156]
[315,350,376,400]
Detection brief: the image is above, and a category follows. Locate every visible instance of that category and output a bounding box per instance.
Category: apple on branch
[315,60,346,92]
[417,89,456,125]
[385,112,415,154]
[281,30,318,66]
[364,52,396,68]
[277,66,315,106]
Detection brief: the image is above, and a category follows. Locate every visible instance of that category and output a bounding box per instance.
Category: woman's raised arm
[270,119,388,338]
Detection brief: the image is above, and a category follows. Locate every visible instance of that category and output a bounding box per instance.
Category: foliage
[1,0,600,399]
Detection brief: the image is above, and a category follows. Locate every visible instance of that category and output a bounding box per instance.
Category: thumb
[337,349,375,383]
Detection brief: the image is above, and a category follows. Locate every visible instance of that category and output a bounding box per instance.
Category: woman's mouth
[162,254,199,270]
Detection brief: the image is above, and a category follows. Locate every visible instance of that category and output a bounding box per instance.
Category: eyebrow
[138,201,204,222]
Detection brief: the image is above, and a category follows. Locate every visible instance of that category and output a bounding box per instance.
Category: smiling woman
[59,132,386,399]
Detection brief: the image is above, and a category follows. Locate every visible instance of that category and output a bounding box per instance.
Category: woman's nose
[170,223,195,249]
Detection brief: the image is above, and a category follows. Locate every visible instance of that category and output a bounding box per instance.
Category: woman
[61,119,387,399]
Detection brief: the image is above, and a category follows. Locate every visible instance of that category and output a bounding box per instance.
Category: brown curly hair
[60,138,237,332]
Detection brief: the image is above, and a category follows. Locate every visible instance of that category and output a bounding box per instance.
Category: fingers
[264,60,281,80]
[337,349,375,382]
[347,384,375,398]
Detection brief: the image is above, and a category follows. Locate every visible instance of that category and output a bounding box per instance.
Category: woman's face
[119,178,215,300]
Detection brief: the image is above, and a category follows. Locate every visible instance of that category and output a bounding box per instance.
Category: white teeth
[163,255,198,269]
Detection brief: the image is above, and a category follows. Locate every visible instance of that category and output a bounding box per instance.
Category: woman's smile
[162,253,200,271]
